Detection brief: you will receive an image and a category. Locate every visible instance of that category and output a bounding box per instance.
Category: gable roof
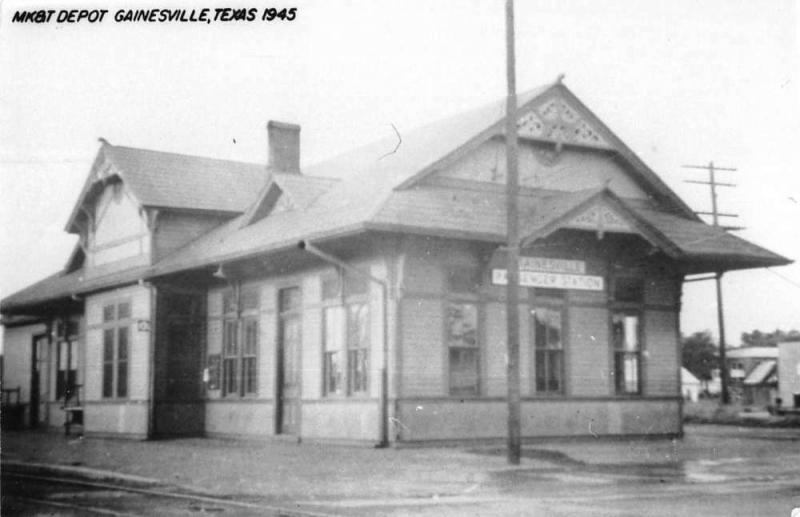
[65,142,270,233]
[743,359,777,385]
[2,81,792,314]
[240,173,339,227]
[681,367,701,385]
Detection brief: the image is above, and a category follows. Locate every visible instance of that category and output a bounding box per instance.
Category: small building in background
[741,360,777,407]
[681,367,702,402]
[777,338,800,410]
[725,346,779,382]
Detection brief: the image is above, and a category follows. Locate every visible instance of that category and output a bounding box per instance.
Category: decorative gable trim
[564,200,634,236]
[65,140,136,234]
[520,188,682,257]
[396,81,697,221]
[517,95,611,149]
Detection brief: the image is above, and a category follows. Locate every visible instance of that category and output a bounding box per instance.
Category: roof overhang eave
[145,223,374,281]
[679,253,793,274]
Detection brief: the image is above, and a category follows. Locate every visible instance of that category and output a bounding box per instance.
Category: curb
[2,460,163,489]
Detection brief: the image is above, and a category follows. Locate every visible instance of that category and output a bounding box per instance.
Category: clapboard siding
[433,140,648,199]
[400,298,444,397]
[568,306,611,396]
[84,285,152,403]
[645,310,679,396]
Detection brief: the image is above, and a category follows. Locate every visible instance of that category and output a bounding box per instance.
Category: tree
[740,329,800,347]
[682,331,717,381]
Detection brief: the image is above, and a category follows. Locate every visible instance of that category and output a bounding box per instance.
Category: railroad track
[2,470,338,517]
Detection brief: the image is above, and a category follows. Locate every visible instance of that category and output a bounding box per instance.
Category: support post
[715,271,730,404]
[504,0,521,466]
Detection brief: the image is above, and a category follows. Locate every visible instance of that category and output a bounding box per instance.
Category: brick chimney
[267,120,300,174]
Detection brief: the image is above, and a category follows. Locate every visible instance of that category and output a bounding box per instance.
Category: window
[612,312,640,394]
[222,320,238,396]
[532,308,563,393]
[221,286,260,397]
[56,320,79,401]
[101,301,130,399]
[447,302,479,396]
[56,339,78,400]
[321,271,370,396]
[347,303,370,394]
[323,306,345,395]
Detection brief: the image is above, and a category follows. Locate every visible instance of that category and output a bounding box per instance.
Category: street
[2,424,799,516]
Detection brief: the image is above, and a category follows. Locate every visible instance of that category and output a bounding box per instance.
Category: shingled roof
[2,81,791,314]
[65,143,270,233]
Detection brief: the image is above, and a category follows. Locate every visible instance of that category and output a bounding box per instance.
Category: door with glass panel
[276,287,301,435]
[30,334,50,427]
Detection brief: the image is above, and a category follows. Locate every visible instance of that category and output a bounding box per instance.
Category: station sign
[492,257,604,291]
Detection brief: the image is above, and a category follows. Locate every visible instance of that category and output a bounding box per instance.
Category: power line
[766,267,800,290]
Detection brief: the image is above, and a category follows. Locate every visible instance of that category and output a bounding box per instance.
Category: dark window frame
[100,300,131,400]
[221,285,261,398]
[531,306,565,395]
[445,265,482,397]
[611,310,642,395]
[321,270,371,397]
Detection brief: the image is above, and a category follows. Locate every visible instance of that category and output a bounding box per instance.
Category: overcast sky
[1,0,798,349]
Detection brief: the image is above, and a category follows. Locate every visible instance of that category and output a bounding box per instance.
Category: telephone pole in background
[683,162,740,405]
[504,0,521,465]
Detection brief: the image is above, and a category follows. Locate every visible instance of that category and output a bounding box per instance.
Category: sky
[1,0,799,350]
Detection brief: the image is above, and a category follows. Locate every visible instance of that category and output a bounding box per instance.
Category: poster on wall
[206,354,220,391]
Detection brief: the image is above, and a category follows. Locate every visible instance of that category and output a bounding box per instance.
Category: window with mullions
[56,320,80,401]
[347,303,370,394]
[446,266,481,397]
[612,312,641,394]
[447,302,479,396]
[221,287,260,397]
[101,301,130,399]
[322,272,370,396]
[532,308,563,393]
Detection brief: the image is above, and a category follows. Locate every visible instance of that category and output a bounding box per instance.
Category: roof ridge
[107,143,266,169]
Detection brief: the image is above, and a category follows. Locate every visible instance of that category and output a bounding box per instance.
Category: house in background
[681,367,702,402]
[724,346,779,404]
[778,338,800,410]
[1,80,791,444]
[741,360,777,407]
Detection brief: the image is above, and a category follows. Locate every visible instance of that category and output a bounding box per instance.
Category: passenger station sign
[491,257,604,291]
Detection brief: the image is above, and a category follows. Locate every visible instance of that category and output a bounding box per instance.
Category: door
[276,287,301,435]
[30,334,49,427]
[153,291,205,437]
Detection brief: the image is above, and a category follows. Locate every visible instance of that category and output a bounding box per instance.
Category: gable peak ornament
[517,94,611,150]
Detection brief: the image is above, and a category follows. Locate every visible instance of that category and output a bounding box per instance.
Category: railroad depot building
[1,82,790,444]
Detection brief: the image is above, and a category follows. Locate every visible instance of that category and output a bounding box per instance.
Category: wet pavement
[2,424,799,516]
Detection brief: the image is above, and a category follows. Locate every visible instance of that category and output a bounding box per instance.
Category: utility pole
[683,161,739,405]
[504,0,521,465]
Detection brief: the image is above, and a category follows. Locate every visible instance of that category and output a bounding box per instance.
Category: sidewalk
[3,425,796,507]
[1,431,544,504]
